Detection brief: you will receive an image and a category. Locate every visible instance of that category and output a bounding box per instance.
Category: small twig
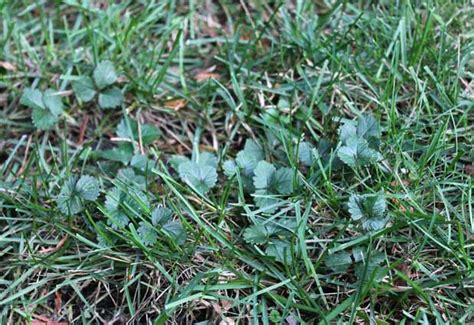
[78,115,89,145]
[17,134,32,177]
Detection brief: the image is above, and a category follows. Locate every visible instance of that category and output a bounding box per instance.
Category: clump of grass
[0,1,472,324]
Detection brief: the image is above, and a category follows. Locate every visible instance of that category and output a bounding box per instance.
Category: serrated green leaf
[348,193,388,231]
[361,217,389,231]
[117,168,146,190]
[57,175,99,215]
[243,224,269,244]
[265,240,293,264]
[96,147,133,164]
[357,114,380,149]
[348,193,386,220]
[93,60,118,89]
[253,161,276,189]
[140,124,160,144]
[253,189,278,210]
[337,137,382,167]
[298,141,314,167]
[75,175,100,201]
[105,187,149,229]
[339,121,357,144]
[236,139,264,176]
[351,246,366,263]
[98,87,123,109]
[339,114,381,149]
[20,88,44,110]
[223,159,237,176]
[137,222,158,246]
[31,107,58,130]
[151,206,173,226]
[116,118,134,139]
[178,161,217,194]
[22,88,63,129]
[354,252,385,284]
[43,89,63,116]
[116,118,160,144]
[168,155,189,171]
[130,154,154,171]
[57,176,83,215]
[252,161,295,209]
[273,167,293,195]
[162,221,186,244]
[72,76,96,102]
[325,251,352,272]
[243,139,264,160]
[197,152,217,168]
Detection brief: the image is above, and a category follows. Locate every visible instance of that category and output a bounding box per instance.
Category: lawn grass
[0,1,473,324]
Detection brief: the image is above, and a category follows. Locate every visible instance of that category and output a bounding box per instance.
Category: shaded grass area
[0,1,473,324]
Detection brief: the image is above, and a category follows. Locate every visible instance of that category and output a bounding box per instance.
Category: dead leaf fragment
[39,235,68,254]
[32,319,68,325]
[220,317,235,325]
[0,61,17,71]
[195,71,220,82]
[55,291,62,314]
[164,99,187,111]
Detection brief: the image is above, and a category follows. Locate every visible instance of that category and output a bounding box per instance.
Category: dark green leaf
[151,206,173,226]
[266,240,293,264]
[162,221,186,244]
[325,251,352,273]
[243,224,270,244]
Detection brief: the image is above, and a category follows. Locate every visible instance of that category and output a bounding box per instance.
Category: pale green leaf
[178,161,217,194]
[105,187,149,229]
[117,168,146,190]
[42,89,63,116]
[253,189,278,211]
[57,177,83,215]
[137,222,158,246]
[348,192,388,231]
[20,88,44,110]
[93,60,118,89]
[253,161,276,189]
[197,152,218,168]
[223,160,237,176]
[298,141,314,167]
[337,137,382,167]
[98,87,123,109]
[116,118,160,144]
[236,139,264,176]
[75,175,100,201]
[31,107,58,130]
[354,252,385,284]
[72,76,96,102]
[168,155,189,171]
